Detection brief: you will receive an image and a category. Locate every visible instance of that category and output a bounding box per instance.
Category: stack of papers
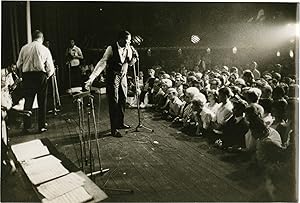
[11,139,50,162]
[37,173,85,199]
[41,186,93,203]
[22,155,69,185]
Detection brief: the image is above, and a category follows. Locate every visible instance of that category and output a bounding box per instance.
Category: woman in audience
[204,89,220,114]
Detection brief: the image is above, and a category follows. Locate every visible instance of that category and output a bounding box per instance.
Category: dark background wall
[1,1,297,90]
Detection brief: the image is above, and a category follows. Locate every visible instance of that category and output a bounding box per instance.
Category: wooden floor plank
[3,95,293,202]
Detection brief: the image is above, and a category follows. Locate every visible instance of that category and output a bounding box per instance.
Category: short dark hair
[117,30,131,40]
[219,87,231,97]
[32,30,43,40]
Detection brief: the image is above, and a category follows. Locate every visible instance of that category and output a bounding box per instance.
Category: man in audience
[250,61,261,80]
[222,99,249,149]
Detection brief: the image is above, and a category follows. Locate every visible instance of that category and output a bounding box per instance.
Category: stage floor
[1,93,295,202]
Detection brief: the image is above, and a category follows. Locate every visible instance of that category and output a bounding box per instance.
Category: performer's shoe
[118,124,131,129]
[39,128,48,133]
[112,130,123,138]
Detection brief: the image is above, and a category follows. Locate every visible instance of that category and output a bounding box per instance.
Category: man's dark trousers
[22,71,48,130]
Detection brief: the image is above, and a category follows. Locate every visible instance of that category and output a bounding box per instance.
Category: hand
[84,79,93,90]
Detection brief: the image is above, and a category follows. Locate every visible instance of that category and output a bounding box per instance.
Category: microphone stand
[75,91,132,193]
[48,66,61,115]
[127,57,154,133]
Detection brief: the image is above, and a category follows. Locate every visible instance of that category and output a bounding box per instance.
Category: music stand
[127,58,154,133]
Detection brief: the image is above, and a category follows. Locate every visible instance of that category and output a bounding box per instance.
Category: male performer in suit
[17,30,55,133]
[85,30,138,137]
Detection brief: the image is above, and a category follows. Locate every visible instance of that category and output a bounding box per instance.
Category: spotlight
[178,48,182,55]
[276,51,281,57]
[132,35,143,46]
[147,48,151,57]
[289,50,294,58]
[191,35,200,44]
[232,47,237,54]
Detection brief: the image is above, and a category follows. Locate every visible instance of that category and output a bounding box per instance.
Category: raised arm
[85,46,112,89]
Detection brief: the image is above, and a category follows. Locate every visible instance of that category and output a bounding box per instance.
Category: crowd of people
[130,60,297,200]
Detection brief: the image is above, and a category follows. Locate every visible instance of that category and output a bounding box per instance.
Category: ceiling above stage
[27,2,297,48]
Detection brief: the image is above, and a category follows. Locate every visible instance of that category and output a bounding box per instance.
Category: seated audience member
[187,75,198,87]
[272,72,281,83]
[174,75,184,99]
[259,97,274,127]
[250,61,261,80]
[191,93,213,136]
[140,68,156,106]
[228,73,238,85]
[173,87,200,127]
[272,86,286,101]
[244,104,282,152]
[221,71,230,86]
[210,87,234,144]
[157,78,173,111]
[229,85,242,100]
[222,99,249,149]
[271,100,290,147]
[243,70,255,87]
[260,84,273,99]
[235,78,246,90]
[230,66,239,76]
[209,78,221,91]
[244,87,262,105]
[205,89,221,114]
[163,88,184,120]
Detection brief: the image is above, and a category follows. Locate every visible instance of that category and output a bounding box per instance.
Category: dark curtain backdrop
[1,1,297,91]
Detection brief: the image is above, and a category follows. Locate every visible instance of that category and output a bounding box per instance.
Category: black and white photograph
[1,1,299,202]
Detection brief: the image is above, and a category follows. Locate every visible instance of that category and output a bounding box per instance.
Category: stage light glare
[132,35,143,46]
[178,48,182,55]
[206,48,211,54]
[232,47,237,54]
[296,23,299,37]
[276,51,281,57]
[289,50,294,58]
[147,48,151,57]
[191,35,200,44]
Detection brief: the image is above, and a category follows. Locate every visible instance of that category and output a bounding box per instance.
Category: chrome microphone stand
[73,91,109,177]
[127,58,154,133]
[48,65,61,115]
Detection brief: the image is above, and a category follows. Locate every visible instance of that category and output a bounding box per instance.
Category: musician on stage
[85,30,138,137]
[17,30,55,133]
[65,39,84,92]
